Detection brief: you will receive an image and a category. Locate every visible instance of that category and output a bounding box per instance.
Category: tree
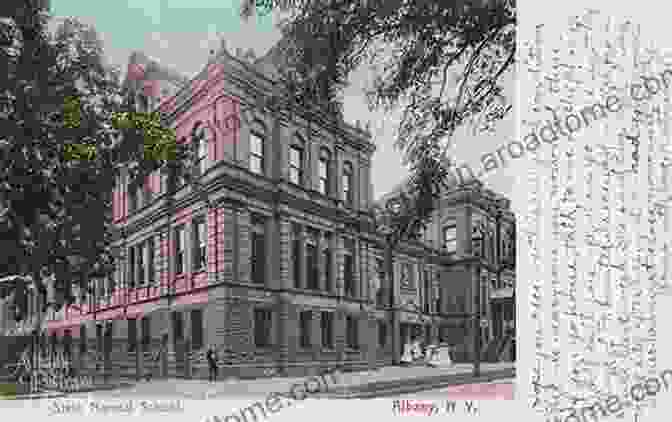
[241,0,516,240]
[0,1,189,330]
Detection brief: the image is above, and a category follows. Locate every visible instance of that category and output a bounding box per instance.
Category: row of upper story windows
[119,124,360,215]
[437,216,514,265]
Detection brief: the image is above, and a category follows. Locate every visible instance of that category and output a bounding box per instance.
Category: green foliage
[241,0,516,242]
[0,2,184,320]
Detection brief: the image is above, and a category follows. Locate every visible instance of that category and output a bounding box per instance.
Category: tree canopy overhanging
[241,0,516,242]
[0,1,191,322]
[0,0,516,327]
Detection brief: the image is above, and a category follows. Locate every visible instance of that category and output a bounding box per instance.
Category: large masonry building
[0,40,516,379]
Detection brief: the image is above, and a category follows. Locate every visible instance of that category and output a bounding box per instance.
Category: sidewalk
[320,362,515,398]
[0,391,65,400]
[120,362,514,399]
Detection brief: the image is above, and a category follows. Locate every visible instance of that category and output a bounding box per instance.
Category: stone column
[335,236,344,298]
[133,319,141,381]
[275,219,293,375]
[311,310,321,364]
[276,293,295,376]
[298,226,307,290]
[317,231,326,291]
[334,148,343,201]
[363,307,377,371]
[471,263,481,375]
[159,226,172,297]
[221,208,236,283]
[184,310,192,379]
[238,209,251,284]
[265,217,276,288]
[326,233,335,294]
[335,308,346,365]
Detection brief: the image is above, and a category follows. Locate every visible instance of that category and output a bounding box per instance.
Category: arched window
[192,122,212,177]
[318,148,331,195]
[249,131,265,175]
[342,161,353,205]
[289,138,304,185]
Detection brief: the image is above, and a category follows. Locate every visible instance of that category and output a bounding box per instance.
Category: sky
[49,0,516,201]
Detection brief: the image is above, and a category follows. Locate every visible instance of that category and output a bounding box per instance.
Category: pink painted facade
[12,42,516,381]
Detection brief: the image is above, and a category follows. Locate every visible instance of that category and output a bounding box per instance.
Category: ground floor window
[346,316,358,350]
[320,311,334,349]
[127,318,137,352]
[254,308,272,348]
[378,321,387,347]
[191,309,204,350]
[299,310,312,348]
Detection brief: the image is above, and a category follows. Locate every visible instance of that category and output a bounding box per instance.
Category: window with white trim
[249,132,265,175]
[289,144,303,185]
[318,148,331,195]
[175,225,185,275]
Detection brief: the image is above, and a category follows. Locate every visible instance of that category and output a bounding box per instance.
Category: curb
[317,368,515,399]
[0,391,66,400]
[56,382,136,394]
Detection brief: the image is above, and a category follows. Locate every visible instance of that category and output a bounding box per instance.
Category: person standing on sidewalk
[206,345,218,382]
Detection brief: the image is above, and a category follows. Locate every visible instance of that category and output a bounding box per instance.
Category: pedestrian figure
[206,345,218,382]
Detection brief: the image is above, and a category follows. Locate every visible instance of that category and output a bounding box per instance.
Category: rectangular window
[254,308,272,348]
[318,150,330,195]
[343,239,355,297]
[128,318,137,352]
[320,311,334,349]
[193,127,211,177]
[323,234,332,292]
[95,324,103,354]
[299,310,312,348]
[107,275,116,297]
[175,225,185,274]
[423,270,431,313]
[172,311,183,342]
[342,162,353,205]
[292,224,301,289]
[251,215,266,284]
[378,321,387,347]
[400,262,413,289]
[160,169,168,194]
[249,132,264,175]
[96,277,105,300]
[346,316,358,350]
[147,238,155,285]
[443,222,457,253]
[376,258,386,306]
[198,137,208,175]
[128,246,135,289]
[80,325,87,353]
[489,226,496,263]
[141,317,150,351]
[63,330,72,357]
[129,184,138,212]
[191,309,204,350]
[193,219,207,271]
[306,231,318,290]
[137,243,145,285]
[289,145,303,185]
